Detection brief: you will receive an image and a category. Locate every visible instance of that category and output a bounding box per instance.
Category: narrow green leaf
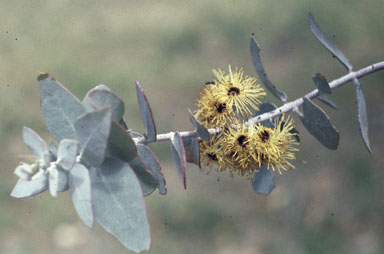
[107,121,137,162]
[300,98,339,150]
[251,165,275,195]
[83,89,125,121]
[317,95,339,110]
[137,144,167,195]
[354,80,371,153]
[11,175,48,198]
[182,137,200,168]
[171,132,187,189]
[136,81,157,142]
[69,163,94,228]
[75,107,112,168]
[250,37,288,102]
[91,157,150,253]
[307,12,352,70]
[128,155,158,196]
[38,73,85,142]
[187,109,210,141]
[312,73,332,94]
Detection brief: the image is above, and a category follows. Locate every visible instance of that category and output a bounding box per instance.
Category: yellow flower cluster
[195,66,299,176]
[195,65,266,128]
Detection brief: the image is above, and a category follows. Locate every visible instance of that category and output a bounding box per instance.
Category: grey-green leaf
[93,84,111,91]
[57,139,79,171]
[119,118,129,130]
[171,132,187,189]
[300,97,339,150]
[23,127,48,159]
[11,175,48,198]
[48,167,59,197]
[49,141,58,159]
[69,163,94,228]
[354,80,371,153]
[107,121,137,163]
[251,165,275,195]
[182,137,200,168]
[38,73,85,142]
[57,167,69,192]
[250,37,288,102]
[128,155,158,196]
[83,89,125,121]
[188,109,210,141]
[91,157,150,253]
[136,81,157,142]
[317,95,339,110]
[137,144,167,195]
[75,107,112,168]
[307,12,352,70]
[312,73,331,94]
[254,102,277,116]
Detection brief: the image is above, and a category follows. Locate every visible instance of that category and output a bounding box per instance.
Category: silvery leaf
[38,72,85,142]
[69,163,94,228]
[57,139,79,171]
[75,107,112,168]
[171,132,187,189]
[11,175,49,198]
[91,157,150,253]
[23,127,48,160]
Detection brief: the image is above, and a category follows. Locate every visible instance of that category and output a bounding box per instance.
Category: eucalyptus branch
[10,9,384,252]
[141,61,384,144]
[248,61,384,125]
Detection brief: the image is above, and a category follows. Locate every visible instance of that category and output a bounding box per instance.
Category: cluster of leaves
[11,74,167,252]
[10,12,375,253]
[242,12,372,193]
[304,13,370,153]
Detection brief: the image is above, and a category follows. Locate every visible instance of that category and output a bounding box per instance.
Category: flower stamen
[227,86,240,96]
[237,135,247,147]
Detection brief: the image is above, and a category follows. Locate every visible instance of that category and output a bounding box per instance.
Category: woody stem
[139,61,384,144]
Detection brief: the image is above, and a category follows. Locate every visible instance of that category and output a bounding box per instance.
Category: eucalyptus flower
[213,65,266,118]
[222,124,260,176]
[199,134,227,171]
[253,115,299,174]
[195,84,236,128]
[195,66,266,128]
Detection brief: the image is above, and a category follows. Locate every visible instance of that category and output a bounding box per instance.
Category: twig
[151,128,220,143]
[248,61,384,124]
[140,61,384,144]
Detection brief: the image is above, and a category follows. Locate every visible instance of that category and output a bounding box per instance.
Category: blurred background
[1,1,383,253]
